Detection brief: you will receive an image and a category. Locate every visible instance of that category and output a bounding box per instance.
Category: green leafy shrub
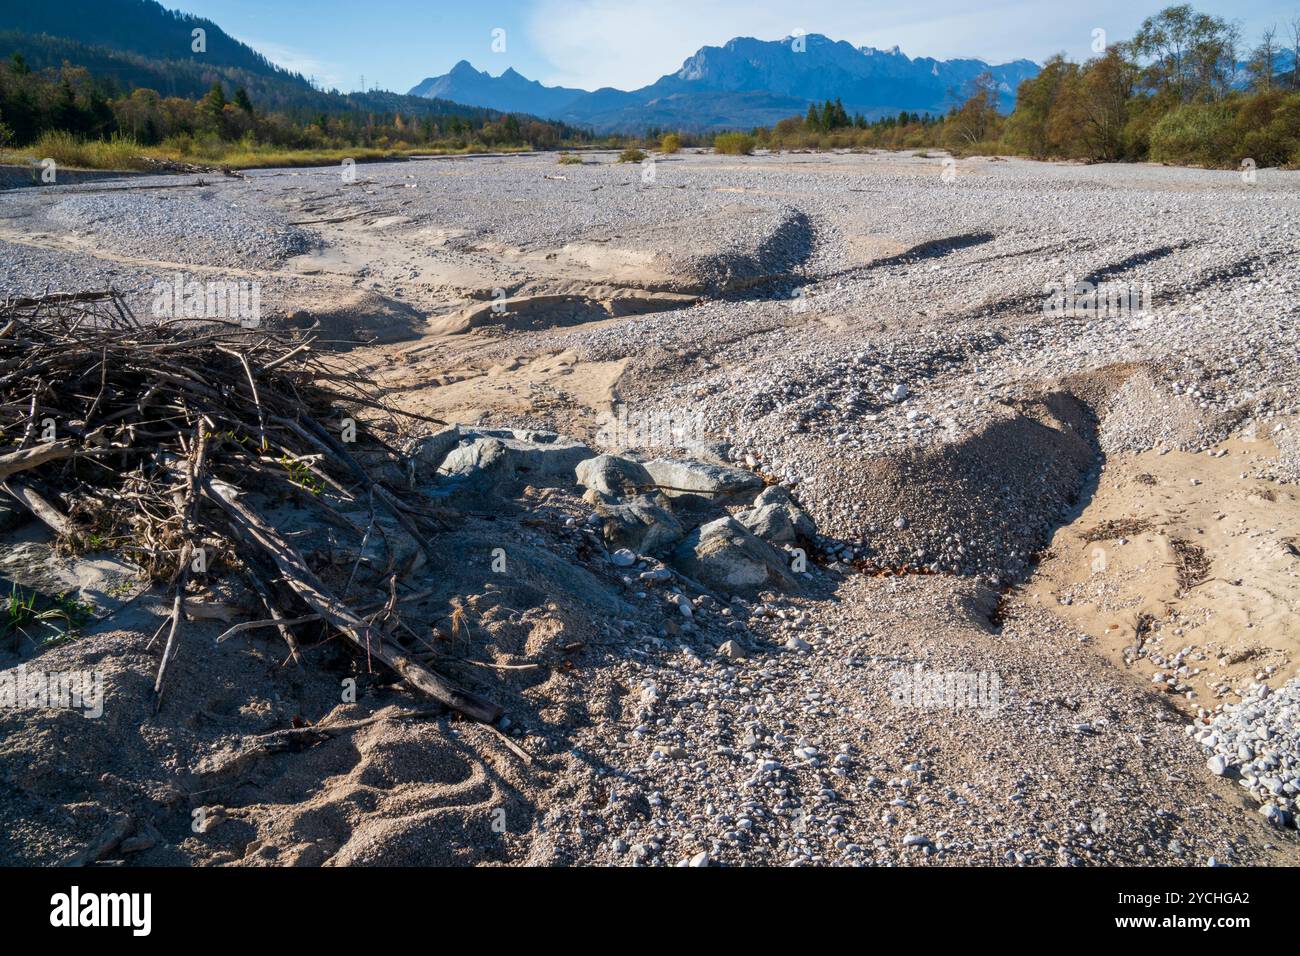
[1148,102,1236,167]
[1232,92,1300,168]
[713,132,754,155]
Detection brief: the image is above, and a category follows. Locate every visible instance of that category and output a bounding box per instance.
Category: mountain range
[409,34,1042,132]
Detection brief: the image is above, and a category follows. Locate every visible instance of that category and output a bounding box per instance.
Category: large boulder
[736,503,795,544]
[430,429,593,504]
[643,459,763,504]
[576,454,655,498]
[671,516,802,598]
[737,486,816,544]
[680,439,733,466]
[595,493,684,555]
[410,426,462,475]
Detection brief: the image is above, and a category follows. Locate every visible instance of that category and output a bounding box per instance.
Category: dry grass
[0,131,152,171]
[0,133,534,172]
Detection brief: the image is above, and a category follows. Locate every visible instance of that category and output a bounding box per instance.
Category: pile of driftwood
[136,157,244,178]
[0,291,500,723]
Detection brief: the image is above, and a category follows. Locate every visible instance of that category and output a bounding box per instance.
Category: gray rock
[644,458,763,503]
[717,639,746,660]
[736,500,816,544]
[437,432,593,489]
[595,493,685,555]
[736,503,797,543]
[410,426,462,473]
[576,454,655,497]
[680,439,732,466]
[752,485,795,509]
[671,516,802,598]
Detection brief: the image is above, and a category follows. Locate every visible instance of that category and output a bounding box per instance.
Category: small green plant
[659,133,681,154]
[278,454,325,494]
[713,133,755,155]
[2,585,94,646]
[617,147,647,163]
[81,532,112,551]
[557,153,584,165]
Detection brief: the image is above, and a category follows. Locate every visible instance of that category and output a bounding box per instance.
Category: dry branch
[0,441,76,479]
[0,291,503,725]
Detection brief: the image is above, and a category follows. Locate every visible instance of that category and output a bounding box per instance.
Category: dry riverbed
[0,150,1297,866]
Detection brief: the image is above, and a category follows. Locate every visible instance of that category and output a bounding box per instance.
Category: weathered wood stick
[154,427,208,708]
[0,441,75,479]
[2,480,73,535]
[243,567,305,665]
[203,478,501,723]
[215,614,320,644]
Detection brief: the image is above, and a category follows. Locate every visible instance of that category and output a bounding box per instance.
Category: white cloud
[526,0,1055,89]
[527,0,801,89]
[237,36,348,90]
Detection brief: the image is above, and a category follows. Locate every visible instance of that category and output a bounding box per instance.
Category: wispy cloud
[237,36,349,90]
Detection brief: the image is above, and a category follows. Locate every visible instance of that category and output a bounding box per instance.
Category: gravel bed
[1194,678,1300,828]
[1,151,1296,865]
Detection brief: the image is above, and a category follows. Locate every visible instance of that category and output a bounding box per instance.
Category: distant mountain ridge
[0,0,303,86]
[409,33,1041,131]
[409,62,588,117]
[0,0,582,135]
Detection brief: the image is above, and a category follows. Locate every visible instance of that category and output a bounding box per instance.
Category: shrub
[557,153,584,165]
[1233,91,1300,169]
[659,133,681,153]
[617,147,646,163]
[714,132,755,155]
[1148,102,1237,167]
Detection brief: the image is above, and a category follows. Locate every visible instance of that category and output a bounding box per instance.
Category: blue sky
[171,0,1299,94]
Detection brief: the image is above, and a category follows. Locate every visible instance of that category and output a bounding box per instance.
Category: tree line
[745,5,1300,169]
[0,52,586,155]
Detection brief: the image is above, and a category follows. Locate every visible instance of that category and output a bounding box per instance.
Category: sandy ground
[0,150,1297,866]
[1035,439,1298,712]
